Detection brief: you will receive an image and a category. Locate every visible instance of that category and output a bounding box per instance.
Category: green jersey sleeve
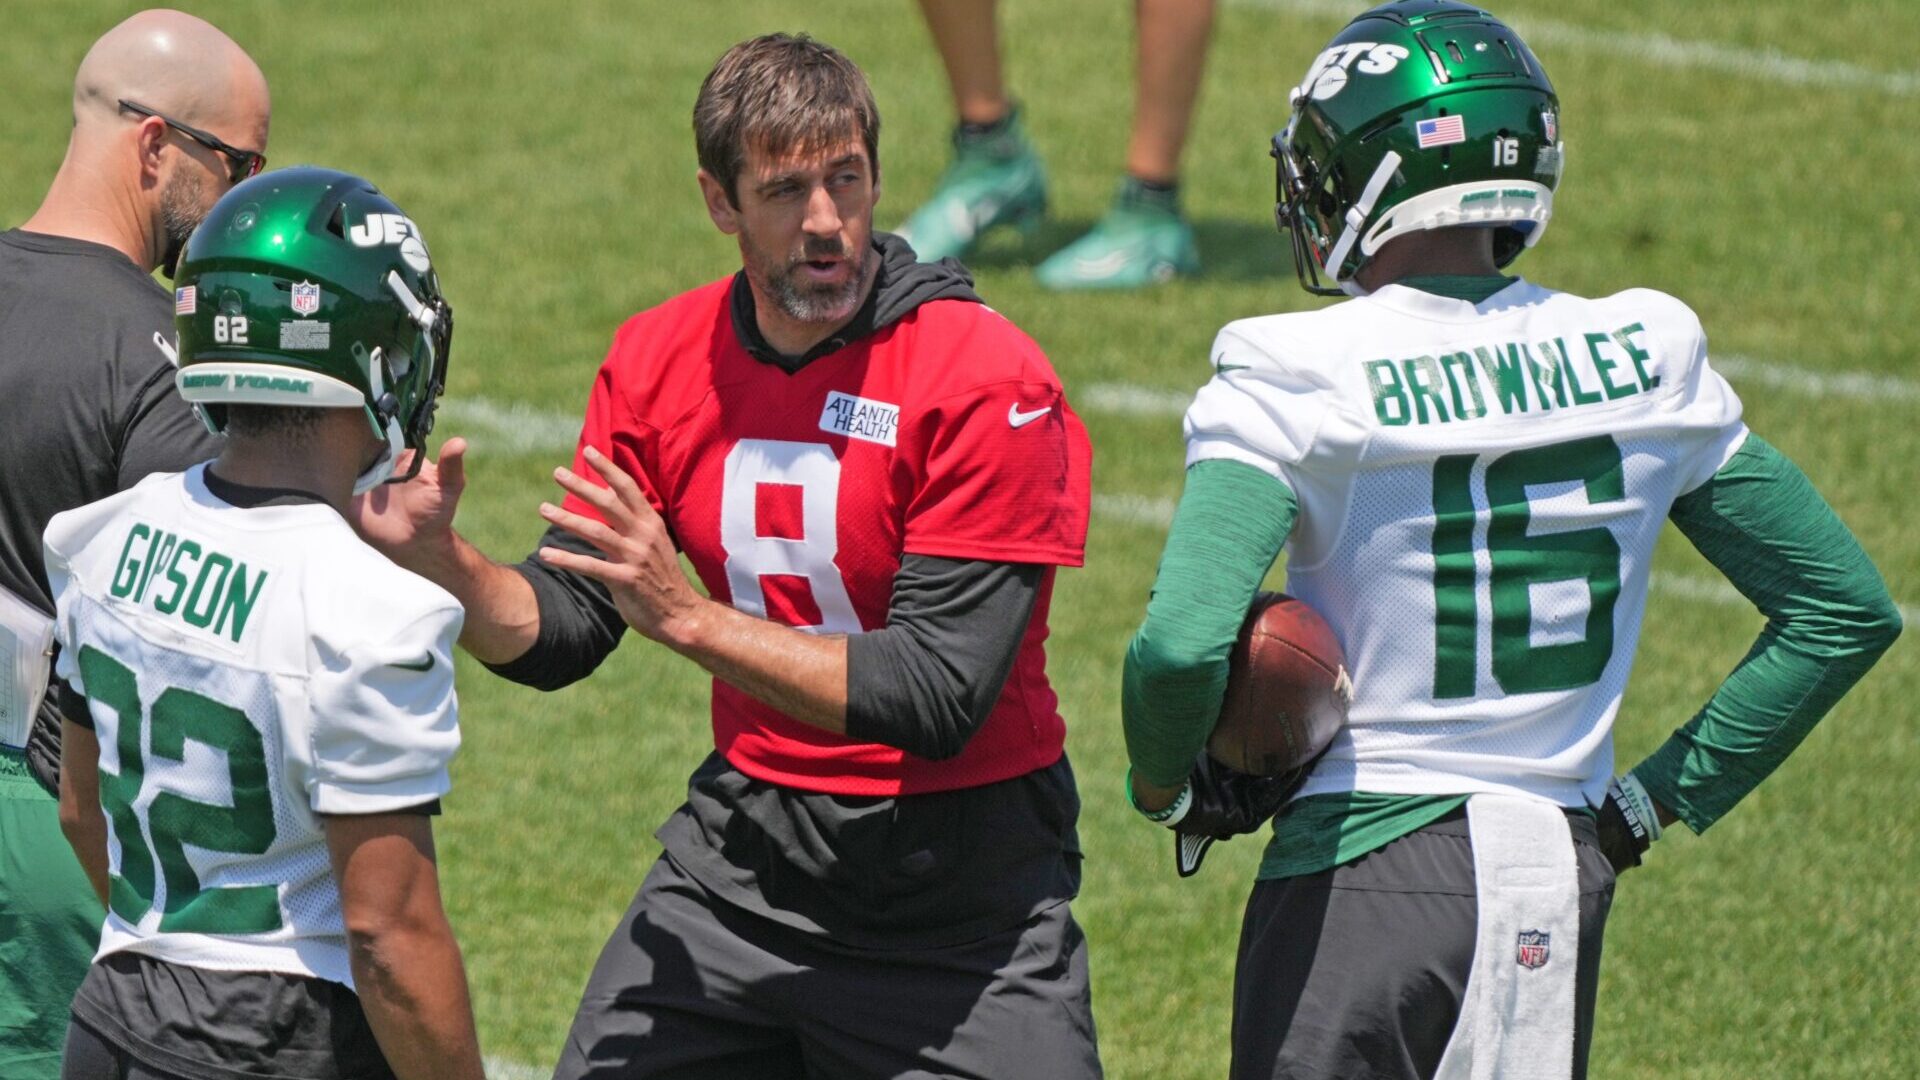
[1122,459,1299,787]
[1636,434,1902,833]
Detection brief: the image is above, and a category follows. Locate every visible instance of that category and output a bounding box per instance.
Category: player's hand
[1594,772,1664,875]
[536,446,704,644]
[349,437,469,566]
[1133,755,1300,877]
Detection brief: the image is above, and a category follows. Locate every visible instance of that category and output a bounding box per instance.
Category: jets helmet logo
[1299,42,1411,101]
[348,212,433,274]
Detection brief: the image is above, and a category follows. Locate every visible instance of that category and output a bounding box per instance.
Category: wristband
[1611,770,1664,844]
[1127,767,1193,827]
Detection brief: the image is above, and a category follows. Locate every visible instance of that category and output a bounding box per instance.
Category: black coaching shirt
[0,229,221,782]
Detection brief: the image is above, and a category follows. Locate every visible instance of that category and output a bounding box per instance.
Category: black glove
[1594,772,1663,875]
[1140,755,1303,878]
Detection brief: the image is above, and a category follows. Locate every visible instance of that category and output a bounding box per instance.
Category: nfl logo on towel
[291,281,322,316]
[1416,115,1467,148]
[1516,929,1550,969]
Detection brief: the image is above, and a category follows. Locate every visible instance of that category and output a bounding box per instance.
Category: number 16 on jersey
[1429,435,1625,700]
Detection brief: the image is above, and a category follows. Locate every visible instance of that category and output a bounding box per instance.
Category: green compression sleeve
[1637,434,1903,833]
[1122,459,1299,787]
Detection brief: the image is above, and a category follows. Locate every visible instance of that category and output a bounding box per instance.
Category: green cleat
[895,112,1047,263]
[1035,179,1200,290]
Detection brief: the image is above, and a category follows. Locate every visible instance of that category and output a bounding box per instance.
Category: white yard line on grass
[436,398,584,456]
[1079,383,1194,418]
[1079,355,1920,421]
[436,355,1916,455]
[1647,571,1918,630]
[1714,356,1920,404]
[1231,0,1920,97]
[485,1056,550,1080]
[1092,492,1180,529]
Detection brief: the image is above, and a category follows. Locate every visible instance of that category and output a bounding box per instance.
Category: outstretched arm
[537,446,852,729]
[350,438,541,665]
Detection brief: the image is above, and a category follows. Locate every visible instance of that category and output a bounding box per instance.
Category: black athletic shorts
[554,851,1103,1080]
[1231,807,1616,1080]
[62,952,392,1080]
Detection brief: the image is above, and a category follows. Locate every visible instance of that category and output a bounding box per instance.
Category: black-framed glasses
[119,99,265,184]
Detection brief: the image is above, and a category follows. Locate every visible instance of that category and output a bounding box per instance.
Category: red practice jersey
[563,279,1091,796]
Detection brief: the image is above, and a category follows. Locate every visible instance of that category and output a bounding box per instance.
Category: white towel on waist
[1432,792,1580,1080]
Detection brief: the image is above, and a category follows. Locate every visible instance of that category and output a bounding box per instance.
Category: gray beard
[158,168,207,278]
[760,241,869,325]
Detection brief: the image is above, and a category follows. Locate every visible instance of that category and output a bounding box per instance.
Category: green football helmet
[172,166,452,492]
[1273,0,1562,295]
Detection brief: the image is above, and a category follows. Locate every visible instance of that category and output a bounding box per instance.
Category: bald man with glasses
[0,11,268,1075]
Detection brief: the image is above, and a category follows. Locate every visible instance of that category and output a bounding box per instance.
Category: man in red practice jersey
[353,33,1099,1079]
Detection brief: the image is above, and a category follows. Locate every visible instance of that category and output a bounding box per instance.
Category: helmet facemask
[354,271,453,494]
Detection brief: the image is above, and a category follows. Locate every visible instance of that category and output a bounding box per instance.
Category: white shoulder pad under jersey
[1185,281,1747,807]
[43,464,462,986]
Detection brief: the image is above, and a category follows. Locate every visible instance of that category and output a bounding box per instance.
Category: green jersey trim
[1259,792,1468,880]
[1392,274,1518,304]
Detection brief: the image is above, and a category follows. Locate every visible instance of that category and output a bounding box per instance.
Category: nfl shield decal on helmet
[1516,929,1550,969]
[291,281,322,316]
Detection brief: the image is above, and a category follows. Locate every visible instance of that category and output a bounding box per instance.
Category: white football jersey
[1186,280,1746,807]
[45,464,462,987]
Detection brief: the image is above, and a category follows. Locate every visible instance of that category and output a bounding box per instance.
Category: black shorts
[1231,808,1616,1080]
[554,852,1103,1080]
[62,952,391,1080]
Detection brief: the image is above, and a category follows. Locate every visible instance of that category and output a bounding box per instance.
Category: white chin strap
[351,429,405,495]
[1324,149,1404,283]
[351,270,444,494]
[351,345,409,495]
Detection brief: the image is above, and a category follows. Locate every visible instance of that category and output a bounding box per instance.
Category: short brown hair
[693,33,880,207]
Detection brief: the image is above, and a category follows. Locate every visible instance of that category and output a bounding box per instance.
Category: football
[1208,592,1352,777]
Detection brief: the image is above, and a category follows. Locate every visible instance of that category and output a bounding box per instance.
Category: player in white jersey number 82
[46,168,483,1080]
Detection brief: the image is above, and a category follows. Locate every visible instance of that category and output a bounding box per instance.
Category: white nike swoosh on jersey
[1008,403,1052,428]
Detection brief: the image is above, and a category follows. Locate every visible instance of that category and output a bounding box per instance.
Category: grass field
[6,1,1916,1076]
